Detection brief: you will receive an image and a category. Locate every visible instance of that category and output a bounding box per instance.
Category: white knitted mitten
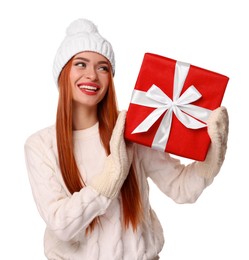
[197,106,229,179]
[90,111,133,199]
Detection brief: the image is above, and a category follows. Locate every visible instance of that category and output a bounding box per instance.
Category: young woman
[24,18,229,260]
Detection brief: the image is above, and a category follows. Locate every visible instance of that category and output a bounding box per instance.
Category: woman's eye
[75,62,86,67]
[98,66,109,72]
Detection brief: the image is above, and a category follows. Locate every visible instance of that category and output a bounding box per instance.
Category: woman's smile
[78,82,101,95]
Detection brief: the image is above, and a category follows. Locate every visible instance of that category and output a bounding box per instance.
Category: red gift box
[125,53,229,161]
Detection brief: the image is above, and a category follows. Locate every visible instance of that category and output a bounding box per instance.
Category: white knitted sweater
[24,123,213,260]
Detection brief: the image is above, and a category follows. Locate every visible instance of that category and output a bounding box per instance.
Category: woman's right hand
[89,111,133,199]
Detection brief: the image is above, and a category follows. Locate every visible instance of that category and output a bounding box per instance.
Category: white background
[0,0,248,259]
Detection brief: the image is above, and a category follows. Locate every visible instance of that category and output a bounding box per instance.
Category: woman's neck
[72,102,98,130]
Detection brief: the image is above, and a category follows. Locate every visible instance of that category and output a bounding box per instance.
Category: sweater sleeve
[135,145,214,204]
[24,129,111,241]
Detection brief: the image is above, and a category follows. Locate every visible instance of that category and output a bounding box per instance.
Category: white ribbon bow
[130,61,211,151]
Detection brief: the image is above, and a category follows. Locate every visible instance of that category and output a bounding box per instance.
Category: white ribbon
[131,61,212,151]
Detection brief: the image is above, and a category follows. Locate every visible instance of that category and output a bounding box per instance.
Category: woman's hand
[207,106,229,165]
[89,111,133,199]
[197,106,229,179]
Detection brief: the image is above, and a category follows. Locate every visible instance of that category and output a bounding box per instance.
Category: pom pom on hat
[53,18,115,85]
[66,19,98,35]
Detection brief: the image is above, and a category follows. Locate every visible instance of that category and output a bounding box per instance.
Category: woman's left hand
[207,106,229,148]
[196,106,229,179]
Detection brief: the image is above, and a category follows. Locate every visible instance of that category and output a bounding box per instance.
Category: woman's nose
[84,66,97,81]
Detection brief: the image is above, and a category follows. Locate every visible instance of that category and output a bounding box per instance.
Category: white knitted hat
[53,18,115,84]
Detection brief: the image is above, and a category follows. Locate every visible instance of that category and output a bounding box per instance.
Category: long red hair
[56,57,142,232]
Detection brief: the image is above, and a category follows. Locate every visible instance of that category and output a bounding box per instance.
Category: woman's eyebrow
[98,60,108,64]
[73,57,89,62]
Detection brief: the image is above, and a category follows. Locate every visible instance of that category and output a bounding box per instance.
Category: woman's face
[70,51,111,109]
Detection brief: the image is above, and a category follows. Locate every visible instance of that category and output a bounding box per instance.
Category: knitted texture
[90,111,133,199]
[197,106,229,178]
[25,112,221,258]
[53,18,115,84]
